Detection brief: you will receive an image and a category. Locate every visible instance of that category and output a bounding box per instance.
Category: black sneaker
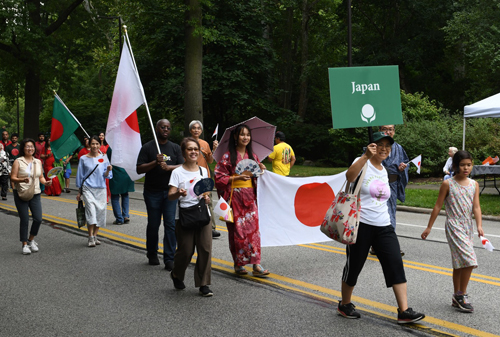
[164,260,174,271]
[397,307,425,324]
[337,301,361,319]
[199,285,213,297]
[212,230,221,238]
[452,294,474,313]
[147,254,160,265]
[170,272,186,290]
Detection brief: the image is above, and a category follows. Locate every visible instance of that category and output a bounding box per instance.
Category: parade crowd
[3,121,483,323]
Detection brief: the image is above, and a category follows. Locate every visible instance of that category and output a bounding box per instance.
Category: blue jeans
[143,189,177,263]
[13,191,43,242]
[111,193,130,223]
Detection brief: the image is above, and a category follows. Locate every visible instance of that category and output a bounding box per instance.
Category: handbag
[75,164,99,228]
[17,160,36,201]
[320,162,368,245]
[178,167,211,229]
[219,177,234,223]
[76,200,86,228]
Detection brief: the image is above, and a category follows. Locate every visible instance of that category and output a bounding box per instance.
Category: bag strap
[29,160,36,187]
[346,161,369,195]
[79,164,99,194]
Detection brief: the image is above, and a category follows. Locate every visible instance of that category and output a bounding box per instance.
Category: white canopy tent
[463,93,500,149]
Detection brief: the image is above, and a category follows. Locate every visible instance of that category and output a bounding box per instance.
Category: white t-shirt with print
[353,158,391,227]
[169,165,208,208]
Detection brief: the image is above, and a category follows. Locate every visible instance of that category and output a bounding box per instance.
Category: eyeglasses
[186,147,199,152]
[381,127,394,132]
[376,143,391,149]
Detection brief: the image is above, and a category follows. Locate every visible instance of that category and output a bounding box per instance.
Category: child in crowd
[421,150,483,313]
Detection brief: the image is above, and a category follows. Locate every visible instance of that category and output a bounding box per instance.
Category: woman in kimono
[214,124,269,277]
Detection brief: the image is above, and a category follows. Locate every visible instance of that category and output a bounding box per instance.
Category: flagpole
[53,91,91,139]
[123,26,161,155]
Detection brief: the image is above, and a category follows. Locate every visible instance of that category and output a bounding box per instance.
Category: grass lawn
[399,189,500,216]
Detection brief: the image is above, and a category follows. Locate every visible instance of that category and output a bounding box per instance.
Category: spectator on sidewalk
[108,147,134,225]
[443,147,458,180]
[267,131,296,176]
[0,143,10,200]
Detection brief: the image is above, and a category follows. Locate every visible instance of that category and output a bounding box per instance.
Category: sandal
[234,266,248,275]
[252,264,270,277]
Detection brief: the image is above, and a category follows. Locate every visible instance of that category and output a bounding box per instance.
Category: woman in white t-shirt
[168,137,213,297]
[337,132,425,325]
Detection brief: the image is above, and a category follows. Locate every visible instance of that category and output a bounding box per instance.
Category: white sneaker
[28,240,39,252]
[94,236,101,245]
[88,237,96,247]
[22,245,31,255]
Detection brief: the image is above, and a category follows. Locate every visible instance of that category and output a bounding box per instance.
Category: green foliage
[400,90,446,121]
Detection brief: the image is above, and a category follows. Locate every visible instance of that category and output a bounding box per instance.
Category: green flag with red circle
[50,96,81,161]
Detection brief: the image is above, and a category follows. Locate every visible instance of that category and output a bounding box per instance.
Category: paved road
[1,188,499,337]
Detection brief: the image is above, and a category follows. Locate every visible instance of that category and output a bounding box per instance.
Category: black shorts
[342,222,407,288]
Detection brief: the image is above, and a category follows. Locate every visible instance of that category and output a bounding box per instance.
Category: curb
[397,205,500,222]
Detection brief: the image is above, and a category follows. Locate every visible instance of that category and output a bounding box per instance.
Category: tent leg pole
[462,118,466,150]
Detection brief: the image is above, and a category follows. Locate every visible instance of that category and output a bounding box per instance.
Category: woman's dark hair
[44,137,51,151]
[228,124,254,167]
[180,137,200,158]
[452,150,473,174]
[19,138,36,157]
[99,132,107,146]
[90,135,101,146]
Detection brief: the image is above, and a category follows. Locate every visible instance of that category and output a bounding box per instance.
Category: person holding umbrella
[214,124,270,277]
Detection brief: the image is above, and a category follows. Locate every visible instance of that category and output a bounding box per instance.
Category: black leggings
[342,222,406,287]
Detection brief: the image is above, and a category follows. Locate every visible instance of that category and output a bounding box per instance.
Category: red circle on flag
[294,183,335,227]
[51,118,64,142]
[220,203,228,211]
[418,161,421,166]
[98,159,104,163]
[125,112,140,133]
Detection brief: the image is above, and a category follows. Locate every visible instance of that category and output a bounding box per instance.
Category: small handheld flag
[409,155,422,174]
[214,197,230,219]
[212,124,219,139]
[480,236,495,252]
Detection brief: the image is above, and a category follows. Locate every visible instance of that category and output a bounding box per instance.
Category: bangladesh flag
[50,96,81,161]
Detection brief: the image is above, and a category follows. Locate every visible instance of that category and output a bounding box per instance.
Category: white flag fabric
[257,171,346,247]
[212,124,219,138]
[410,154,422,174]
[214,197,230,219]
[106,39,145,181]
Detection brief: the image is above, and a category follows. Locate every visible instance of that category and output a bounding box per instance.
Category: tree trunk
[184,0,203,136]
[279,7,294,111]
[297,0,310,120]
[24,68,40,139]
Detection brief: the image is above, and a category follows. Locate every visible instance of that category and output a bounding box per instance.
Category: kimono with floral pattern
[215,151,261,266]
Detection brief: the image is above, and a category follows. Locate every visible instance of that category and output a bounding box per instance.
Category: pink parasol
[213,117,276,163]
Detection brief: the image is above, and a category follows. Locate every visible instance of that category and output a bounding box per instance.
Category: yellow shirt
[268,142,294,176]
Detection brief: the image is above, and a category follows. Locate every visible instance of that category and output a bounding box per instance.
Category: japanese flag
[480,236,495,252]
[214,197,231,220]
[212,124,219,139]
[257,171,346,247]
[410,155,422,174]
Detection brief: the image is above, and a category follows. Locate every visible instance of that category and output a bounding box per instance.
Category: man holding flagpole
[379,125,409,255]
[137,119,184,269]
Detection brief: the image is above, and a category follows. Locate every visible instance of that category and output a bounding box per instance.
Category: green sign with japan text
[328,66,403,129]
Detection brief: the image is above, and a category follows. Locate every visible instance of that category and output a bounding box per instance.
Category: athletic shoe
[65,188,70,193]
[171,272,186,290]
[94,236,101,245]
[199,285,213,297]
[164,260,174,271]
[212,230,221,238]
[123,218,130,224]
[22,245,31,255]
[88,237,96,247]
[337,301,361,319]
[28,240,39,252]
[112,220,123,225]
[452,294,474,313]
[397,307,425,324]
[2,197,6,200]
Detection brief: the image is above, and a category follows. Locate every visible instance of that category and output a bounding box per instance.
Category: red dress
[44,149,62,196]
[215,151,261,266]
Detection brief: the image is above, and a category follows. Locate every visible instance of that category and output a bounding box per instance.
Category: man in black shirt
[137,119,184,270]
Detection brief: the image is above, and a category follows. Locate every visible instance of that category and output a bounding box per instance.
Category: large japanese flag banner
[106,38,145,181]
[257,171,346,247]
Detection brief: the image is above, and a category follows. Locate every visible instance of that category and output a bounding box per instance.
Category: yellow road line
[1,202,498,337]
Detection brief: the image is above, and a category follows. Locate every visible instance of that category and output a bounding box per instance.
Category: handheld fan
[235,159,263,177]
[47,167,64,179]
[193,178,215,196]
